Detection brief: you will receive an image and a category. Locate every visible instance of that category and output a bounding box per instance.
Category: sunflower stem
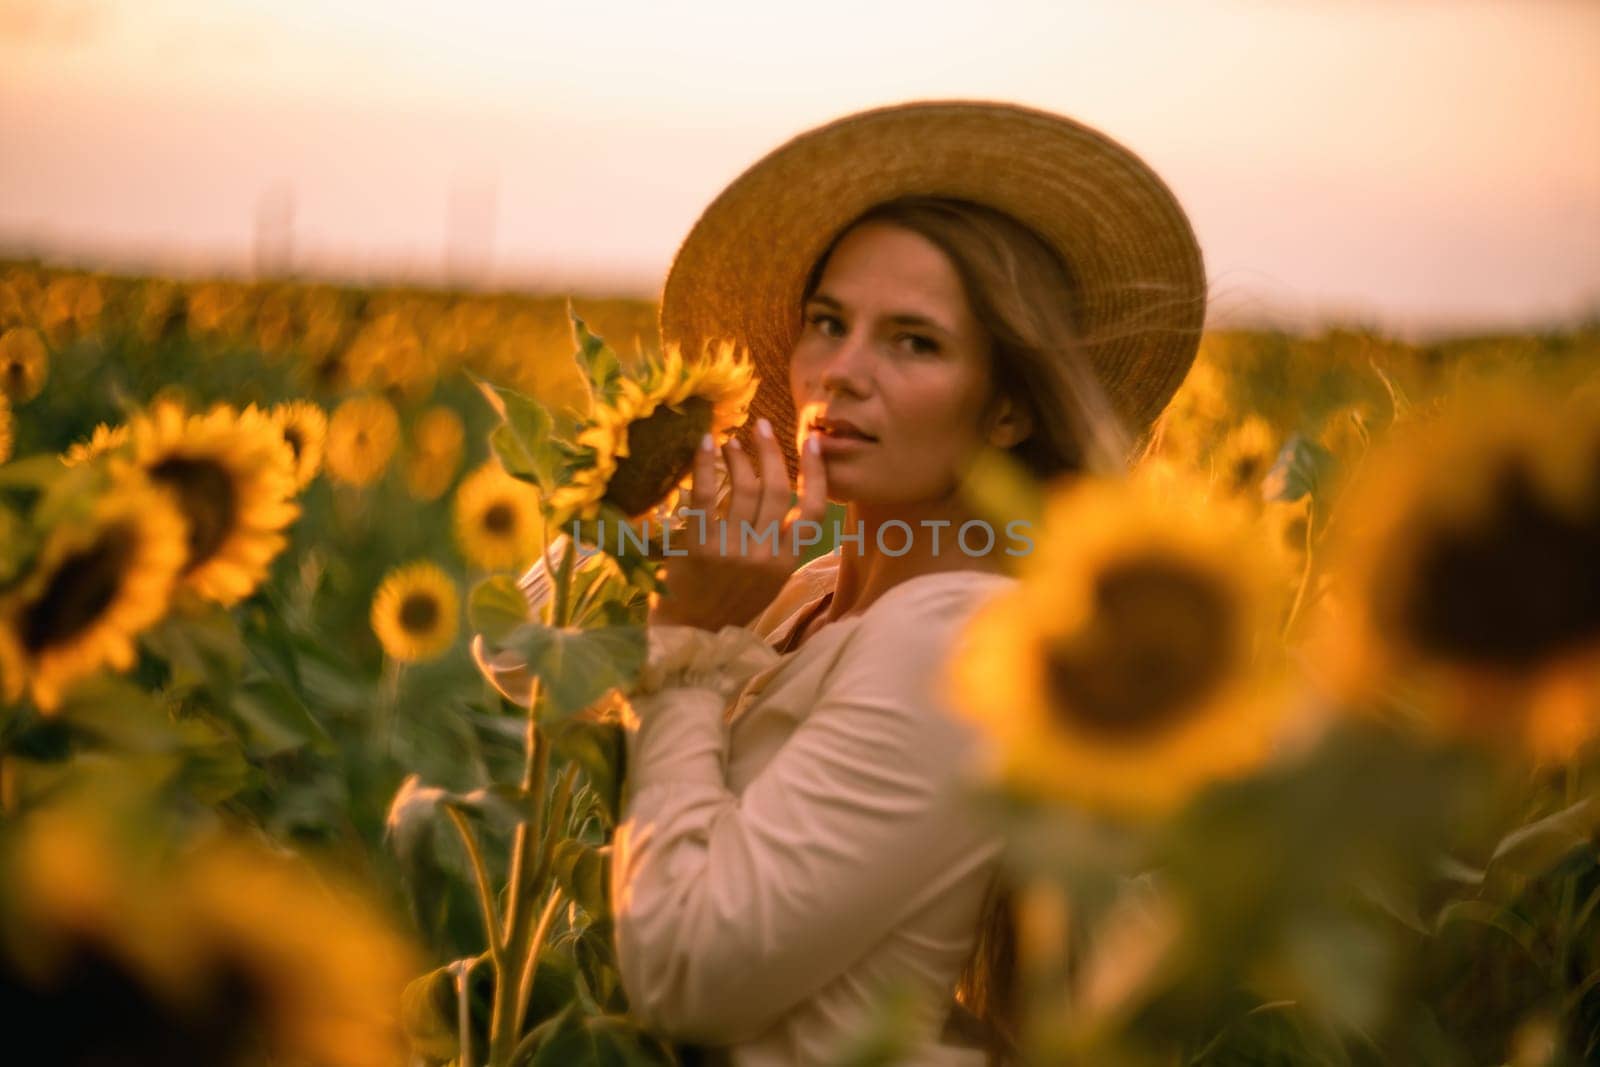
[486,685,549,1067]
[1281,497,1318,640]
[511,873,569,1040]
[375,657,403,759]
[553,534,577,627]
[454,955,479,1067]
[444,805,506,972]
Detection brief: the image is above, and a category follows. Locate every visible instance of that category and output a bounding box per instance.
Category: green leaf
[140,609,246,697]
[54,676,187,753]
[400,964,460,1064]
[523,945,581,1033]
[1260,433,1335,502]
[551,839,609,919]
[549,719,626,825]
[569,310,623,403]
[470,575,534,643]
[1486,795,1600,889]
[495,623,645,724]
[469,370,562,491]
[0,453,72,491]
[230,677,331,757]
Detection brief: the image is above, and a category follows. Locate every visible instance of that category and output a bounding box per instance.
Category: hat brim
[659,99,1208,485]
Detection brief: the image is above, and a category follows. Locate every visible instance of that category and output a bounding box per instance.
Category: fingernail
[807,434,820,455]
[757,418,773,437]
[701,432,714,452]
[728,437,742,451]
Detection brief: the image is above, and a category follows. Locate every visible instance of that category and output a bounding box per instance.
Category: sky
[1,0,1597,337]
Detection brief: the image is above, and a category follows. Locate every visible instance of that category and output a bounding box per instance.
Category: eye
[897,333,939,356]
[805,312,845,338]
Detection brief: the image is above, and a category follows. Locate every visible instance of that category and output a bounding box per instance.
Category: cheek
[884,368,989,452]
[788,342,823,400]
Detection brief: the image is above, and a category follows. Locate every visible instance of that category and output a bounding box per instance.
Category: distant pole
[446,173,497,288]
[254,182,295,279]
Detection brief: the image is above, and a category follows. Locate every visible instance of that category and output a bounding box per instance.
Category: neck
[825,494,1010,620]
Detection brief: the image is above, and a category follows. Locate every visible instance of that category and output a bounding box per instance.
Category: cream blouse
[611,550,1015,1065]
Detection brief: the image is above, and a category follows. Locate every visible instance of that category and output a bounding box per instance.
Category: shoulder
[865,569,1016,625]
[830,569,1018,694]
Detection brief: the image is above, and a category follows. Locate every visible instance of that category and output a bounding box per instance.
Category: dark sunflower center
[1,931,263,1065]
[602,396,713,518]
[148,458,237,572]
[282,427,304,460]
[1232,454,1263,489]
[399,592,440,633]
[20,523,137,653]
[1393,456,1600,669]
[1043,558,1235,740]
[4,362,24,392]
[483,502,517,537]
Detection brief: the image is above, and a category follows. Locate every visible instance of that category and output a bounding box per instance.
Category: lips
[809,415,877,441]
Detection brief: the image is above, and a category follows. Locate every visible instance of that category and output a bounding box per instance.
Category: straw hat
[658,99,1208,485]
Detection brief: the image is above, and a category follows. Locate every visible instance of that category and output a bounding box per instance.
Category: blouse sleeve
[610,578,1006,1044]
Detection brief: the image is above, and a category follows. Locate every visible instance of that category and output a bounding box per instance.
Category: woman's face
[790,221,1001,504]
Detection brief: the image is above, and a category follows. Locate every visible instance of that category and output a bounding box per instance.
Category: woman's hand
[648,417,828,632]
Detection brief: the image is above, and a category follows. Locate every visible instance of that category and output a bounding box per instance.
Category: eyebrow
[804,292,952,337]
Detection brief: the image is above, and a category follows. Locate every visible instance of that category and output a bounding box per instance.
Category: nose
[815,329,873,400]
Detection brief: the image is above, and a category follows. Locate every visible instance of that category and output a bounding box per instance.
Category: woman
[612,101,1207,1065]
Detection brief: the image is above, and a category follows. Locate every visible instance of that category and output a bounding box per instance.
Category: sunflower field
[0,256,1597,1066]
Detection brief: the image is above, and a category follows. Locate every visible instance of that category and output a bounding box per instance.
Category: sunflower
[270,400,327,491]
[131,402,300,606]
[0,326,49,403]
[948,479,1287,820]
[3,804,421,1067]
[323,394,401,488]
[0,468,188,711]
[1210,414,1278,499]
[403,405,465,501]
[60,422,131,467]
[453,461,544,572]
[1316,379,1600,763]
[0,392,11,464]
[545,338,757,527]
[370,562,459,662]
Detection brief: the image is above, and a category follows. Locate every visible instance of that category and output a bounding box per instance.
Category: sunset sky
[1,0,1596,336]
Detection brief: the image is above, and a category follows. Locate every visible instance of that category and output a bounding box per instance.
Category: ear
[985,392,1035,449]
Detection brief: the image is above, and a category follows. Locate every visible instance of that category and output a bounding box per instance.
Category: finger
[723,434,760,529]
[795,426,828,524]
[751,417,793,540]
[782,427,829,561]
[687,431,720,515]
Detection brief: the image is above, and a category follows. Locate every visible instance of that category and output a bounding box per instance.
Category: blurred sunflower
[1,804,421,1067]
[454,461,544,572]
[546,338,757,526]
[0,392,11,464]
[0,326,49,403]
[0,467,188,711]
[370,562,459,662]
[1318,379,1600,763]
[270,400,327,491]
[60,422,131,467]
[403,404,465,501]
[324,394,401,488]
[948,479,1287,820]
[131,402,300,606]
[1211,414,1277,499]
